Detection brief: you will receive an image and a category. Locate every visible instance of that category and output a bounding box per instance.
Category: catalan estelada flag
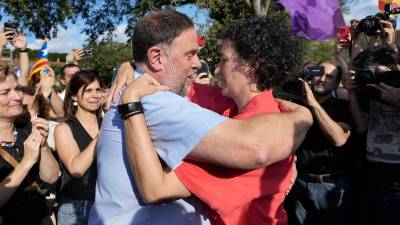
[28,41,48,81]
[379,0,400,12]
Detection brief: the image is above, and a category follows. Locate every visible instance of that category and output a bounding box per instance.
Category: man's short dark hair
[61,63,80,79]
[221,14,304,91]
[352,46,399,71]
[132,10,194,63]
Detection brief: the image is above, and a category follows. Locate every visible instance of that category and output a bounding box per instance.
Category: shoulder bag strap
[0,147,19,167]
[0,147,43,192]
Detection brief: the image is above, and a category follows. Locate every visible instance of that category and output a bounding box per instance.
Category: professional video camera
[357,4,400,36]
[273,66,325,105]
[355,67,400,99]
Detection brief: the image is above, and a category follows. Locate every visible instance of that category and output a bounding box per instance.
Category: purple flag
[278,0,345,40]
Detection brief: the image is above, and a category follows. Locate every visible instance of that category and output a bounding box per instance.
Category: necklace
[0,129,18,150]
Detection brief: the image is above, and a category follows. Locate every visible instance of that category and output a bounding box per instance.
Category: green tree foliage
[197,0,287,71]
[1,0,355,40]
[78,42,132,85]
[1,0,356,70]
[0,0,84,39]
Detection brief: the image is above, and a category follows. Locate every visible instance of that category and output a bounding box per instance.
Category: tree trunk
[244,0,270,16]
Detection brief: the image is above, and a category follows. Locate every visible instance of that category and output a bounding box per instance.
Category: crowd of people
[0,8,399,225]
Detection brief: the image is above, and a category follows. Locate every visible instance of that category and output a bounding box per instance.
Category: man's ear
[60,79,66,86]
[146,46,165,71]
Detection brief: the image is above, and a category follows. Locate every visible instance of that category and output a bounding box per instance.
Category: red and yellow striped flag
[28,41,48,81]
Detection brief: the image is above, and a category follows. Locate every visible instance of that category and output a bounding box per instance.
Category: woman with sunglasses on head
[54,71,103,225]
[0,63,60,225]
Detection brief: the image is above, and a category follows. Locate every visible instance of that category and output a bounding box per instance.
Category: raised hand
[22,129,43,166]
[39,67,55,98]
[121,73,169,104]
[31,117,50,147]
[72,49,84,63]
[342,71,358,93]
[0,29,14,48]
[13,32,27,49]
[105,61,135,109]
[300,78,319,107]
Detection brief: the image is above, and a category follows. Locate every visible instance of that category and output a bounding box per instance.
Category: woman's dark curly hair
[221,14,304,91]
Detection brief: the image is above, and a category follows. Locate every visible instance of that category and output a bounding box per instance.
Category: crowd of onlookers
[0,9,399,225]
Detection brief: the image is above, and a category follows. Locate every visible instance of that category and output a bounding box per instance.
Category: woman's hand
[31,117,49,147]
[0,29,14,48]
[105,61,135,109]
[39,67,55,98]
[72,49,84,63]
[22,129,43,166]
[121,73,169,104]
[12,32,27,50]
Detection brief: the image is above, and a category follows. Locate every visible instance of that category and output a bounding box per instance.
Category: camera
[273,78,306,105]
[304,66,324,81]
[357,4,399,36]
[355,67,400,99]
[82,49,92,59]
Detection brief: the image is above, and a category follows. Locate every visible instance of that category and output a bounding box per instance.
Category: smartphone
[82,49,92,59]
[3,23,15,41]
[338,26,350,42]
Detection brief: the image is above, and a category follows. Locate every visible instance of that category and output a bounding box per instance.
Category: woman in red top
[121,15,304,225]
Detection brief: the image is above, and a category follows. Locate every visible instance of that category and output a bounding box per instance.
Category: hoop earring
[73,101,78,106]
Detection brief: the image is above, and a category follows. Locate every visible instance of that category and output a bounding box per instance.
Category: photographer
[344,46,400,225]
[285,60,352,225]
[351,10,398,60]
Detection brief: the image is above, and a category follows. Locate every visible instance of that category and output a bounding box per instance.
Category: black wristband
[118,101,143,118]
[17,48,28,53]
[121,110,144,120]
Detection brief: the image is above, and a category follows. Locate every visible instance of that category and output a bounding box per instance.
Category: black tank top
[60,118,100,200]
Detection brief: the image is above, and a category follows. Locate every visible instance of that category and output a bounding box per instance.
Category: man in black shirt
[285,60,352,225]
[345,46,400,225]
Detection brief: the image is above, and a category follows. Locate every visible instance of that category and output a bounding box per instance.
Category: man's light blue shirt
[89,72,227,225]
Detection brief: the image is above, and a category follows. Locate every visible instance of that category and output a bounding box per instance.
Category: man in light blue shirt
[89,10,313,225]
